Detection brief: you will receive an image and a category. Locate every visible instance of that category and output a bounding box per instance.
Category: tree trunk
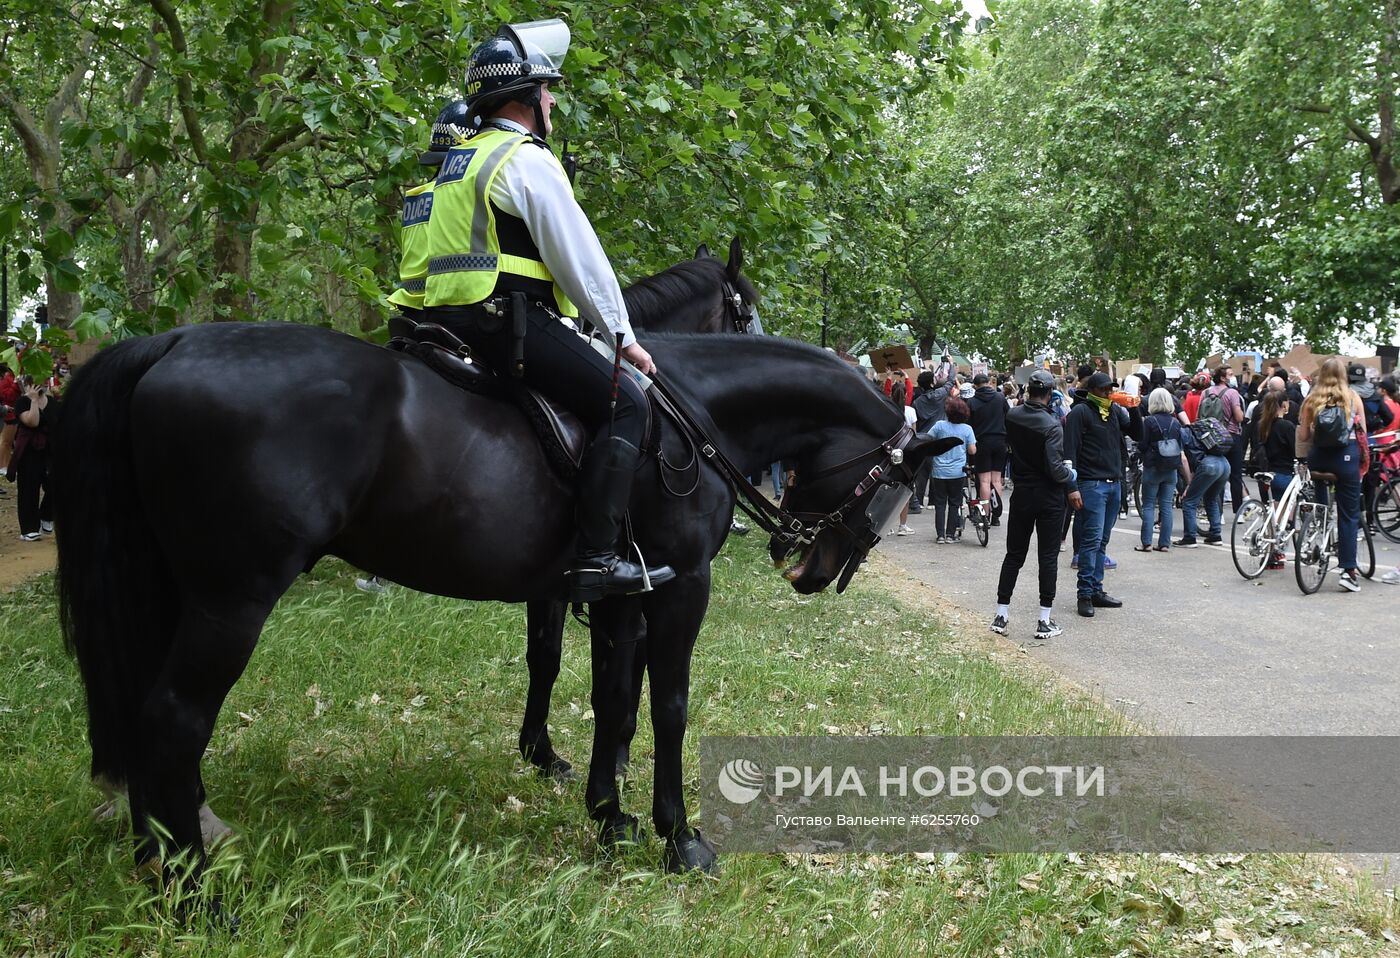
[211,212,255,320]
[43,273,80,329]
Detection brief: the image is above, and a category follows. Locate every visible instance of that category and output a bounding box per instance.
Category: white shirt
[485,119,637,347]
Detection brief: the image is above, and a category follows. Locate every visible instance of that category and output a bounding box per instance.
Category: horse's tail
[52,333,180,789]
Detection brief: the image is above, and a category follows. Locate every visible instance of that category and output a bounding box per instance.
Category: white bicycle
[1230,461,1311,579]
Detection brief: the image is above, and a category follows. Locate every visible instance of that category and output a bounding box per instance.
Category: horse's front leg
[642,570,718,873]
[615,628,647,780]
[520,599,573,781]
[584,597,644,847]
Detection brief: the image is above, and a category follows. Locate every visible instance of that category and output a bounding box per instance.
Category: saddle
[386,315,587,479]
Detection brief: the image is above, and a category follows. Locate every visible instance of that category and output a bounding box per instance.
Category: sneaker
[990,614,1009,635]
[1381,568,1400,585]
[896,524,915,536]
[1174,536,1199,548]
[1202,534,1223,546]
[1103,554,1117,570]
[935,536,947,544]
[355,576,387,594]
[1338,570,1361,593]
[908,503,923,515]
[18,532,41,542]
[40,520,53,534]
[1034,619,1063,639]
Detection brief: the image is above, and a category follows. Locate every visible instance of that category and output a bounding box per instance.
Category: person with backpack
[1174,404,1233,548]
[1135,388,1190,552]
[911,369,953,511]
[1349,364,1394,532]
[1299,357,1368,592]
[1198,365,1247,515]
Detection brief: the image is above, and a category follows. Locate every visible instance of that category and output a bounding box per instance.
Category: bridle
[720,277,756,334]
[649,371,916,587]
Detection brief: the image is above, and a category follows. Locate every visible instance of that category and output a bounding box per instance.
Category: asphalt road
[878,499,1400,736]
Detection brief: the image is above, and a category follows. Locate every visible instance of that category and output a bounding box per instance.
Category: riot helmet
[419,99,472,166]
[465,19,570,136]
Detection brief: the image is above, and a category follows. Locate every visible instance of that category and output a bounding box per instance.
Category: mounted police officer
[421,19,675,602]
[387,99,471,322]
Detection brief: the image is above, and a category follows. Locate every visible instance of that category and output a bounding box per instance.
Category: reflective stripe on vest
[387,178,436,311]
[422,128,578,317]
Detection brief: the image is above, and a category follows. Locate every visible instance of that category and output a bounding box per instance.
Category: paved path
[879,502,1400,736]
[878,499,1400,880]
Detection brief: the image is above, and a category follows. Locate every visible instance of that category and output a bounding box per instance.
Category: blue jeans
[1138,465,1177,548]
[1182,455,1229,539]
[771,462,785,499]
[1269,472,1291,502]
[1073,479,1121,598]
[1310,440,1363,571]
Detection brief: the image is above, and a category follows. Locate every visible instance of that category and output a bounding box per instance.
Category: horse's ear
[726,237,743,279]
[694,243,710,259]
[905,434,962,465]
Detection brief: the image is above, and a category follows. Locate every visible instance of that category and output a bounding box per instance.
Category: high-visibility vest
[423,128,578,317]
[386,179,436,312]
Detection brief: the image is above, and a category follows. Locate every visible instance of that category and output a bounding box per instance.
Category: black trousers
[913,457,933,507]
[929,477,963,537]
[996,481,1066,608]
[428,304,647,449]
[1225,437,1245,514]
[16,447,51,535]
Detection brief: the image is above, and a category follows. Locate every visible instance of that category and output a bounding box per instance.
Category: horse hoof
[598,813,643,848]
[545,757,574,783]
[664,830,719,874]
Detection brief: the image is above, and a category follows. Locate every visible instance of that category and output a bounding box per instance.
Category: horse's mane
[641,332,897,435]
[623,258,759,331]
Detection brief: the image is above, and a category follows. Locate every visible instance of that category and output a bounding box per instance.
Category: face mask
[1228,376,1238,388]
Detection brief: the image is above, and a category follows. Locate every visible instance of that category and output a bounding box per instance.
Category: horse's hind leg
[127,598,266,887]
[519,600,573,781]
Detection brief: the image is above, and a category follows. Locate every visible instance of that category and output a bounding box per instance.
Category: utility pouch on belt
[510,291,528,378]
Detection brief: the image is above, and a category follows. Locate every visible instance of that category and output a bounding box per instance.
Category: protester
[11,376,57,541]
[1135,388,1188,552]
[912,369,953,511]
[990,370,1081,639]
[968,372,1010,526]
[1063,372,1143,618]
[1199,364,1247,515]
[1183,372,1210,422]
[927,396,977,543]
[891,385,918,535]
[1299,357,1367,592]
[1248,389,1297,569]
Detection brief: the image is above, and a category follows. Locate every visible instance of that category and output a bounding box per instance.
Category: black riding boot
[567,436,676,602]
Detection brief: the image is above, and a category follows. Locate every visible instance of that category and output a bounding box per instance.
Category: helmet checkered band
[467,61,558,82]
[430,121,468,150]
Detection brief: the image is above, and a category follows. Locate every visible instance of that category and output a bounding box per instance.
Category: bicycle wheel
[1230,499,1270,580]
[1360,523,1376,579]
[975,506,989,547]
[1293,506,1329,594]
[1375,478,1400,544]
[1132,473,1143,518]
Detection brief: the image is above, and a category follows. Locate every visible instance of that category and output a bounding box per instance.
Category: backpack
[1190,417,1232,455]
[1313,403,1352,448]
[1143,416,1181,465]
[1197,385,1228,425]
[1362,393,1392,434]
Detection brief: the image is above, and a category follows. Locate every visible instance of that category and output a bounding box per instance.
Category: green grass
[0,538,1394,955]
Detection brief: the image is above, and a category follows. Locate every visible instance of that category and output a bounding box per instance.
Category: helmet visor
[502,19,571,72]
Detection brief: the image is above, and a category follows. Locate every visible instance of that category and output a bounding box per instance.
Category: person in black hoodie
[990,369,1082,640]
[1063,372,1144,618]
[911,369,953,510]
[968,373,1010,525]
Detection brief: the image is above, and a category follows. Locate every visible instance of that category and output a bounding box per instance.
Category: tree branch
[0,85,48,170]
[44,32,97,141]
[147,0,209,164]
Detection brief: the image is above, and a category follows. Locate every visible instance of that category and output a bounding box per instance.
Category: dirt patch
[0,480,56,591]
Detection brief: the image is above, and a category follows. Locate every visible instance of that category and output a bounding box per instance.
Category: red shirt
[0,374,18,424]
[882,378,914,405]
[1182,390,1203,423]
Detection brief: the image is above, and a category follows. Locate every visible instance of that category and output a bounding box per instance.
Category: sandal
[1133,544,1152,553]
[1153,546,1170,552]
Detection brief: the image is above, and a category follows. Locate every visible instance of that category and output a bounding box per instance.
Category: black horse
[517,239,757,784]
[53,312,956,884]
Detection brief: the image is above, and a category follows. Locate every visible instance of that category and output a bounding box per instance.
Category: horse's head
[768,431,961,595]
[624,240,759,335]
